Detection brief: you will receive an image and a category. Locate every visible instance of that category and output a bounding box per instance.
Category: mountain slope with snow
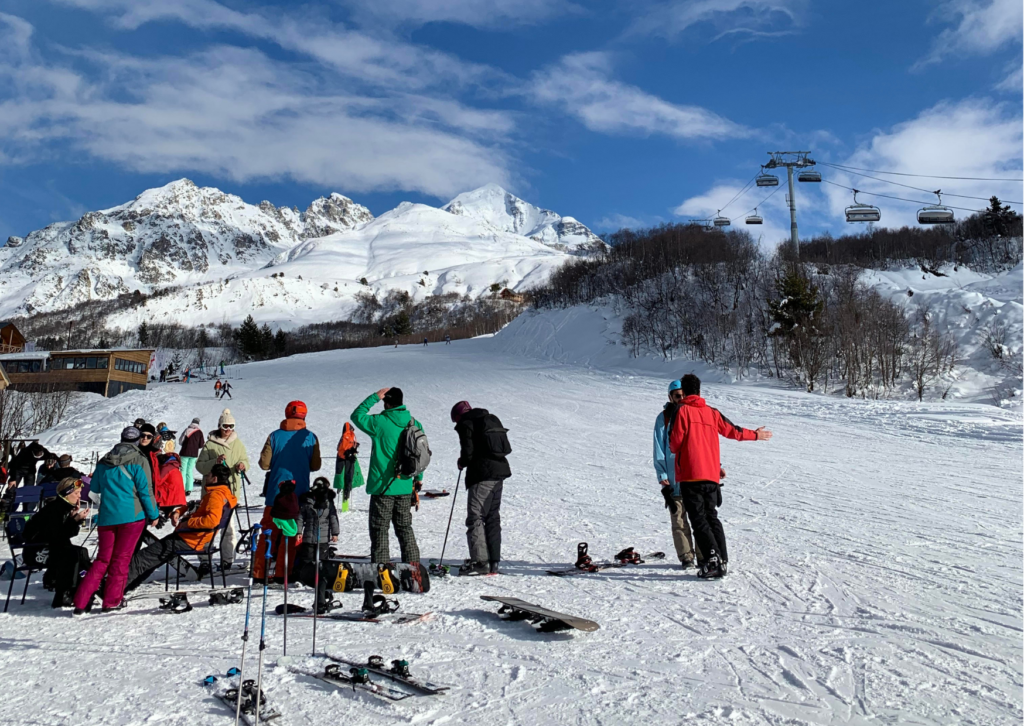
[0,180,604,328]
[443,183,607,253]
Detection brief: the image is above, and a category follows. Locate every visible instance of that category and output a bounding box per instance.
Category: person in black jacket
[451,401,511,576]
[49,454,86,483]
[294,477,340,613]
[23,477,92,607]
[9,442,50,486]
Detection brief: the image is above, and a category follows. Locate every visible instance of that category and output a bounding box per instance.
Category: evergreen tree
[273,329,287,357]
[259,323,274,358]
[137,321,150,347]
[234,315,262,359]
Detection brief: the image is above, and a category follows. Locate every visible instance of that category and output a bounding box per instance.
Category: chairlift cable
[816,162,1021,205]
[821,179,985,214]
[817,161,1023,183]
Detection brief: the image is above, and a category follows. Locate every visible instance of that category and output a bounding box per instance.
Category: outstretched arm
[715,409,771,442]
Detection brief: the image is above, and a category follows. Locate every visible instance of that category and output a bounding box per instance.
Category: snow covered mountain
[443,183,607,253]
[0,180,605,327]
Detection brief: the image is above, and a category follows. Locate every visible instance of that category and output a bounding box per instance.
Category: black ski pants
[680,481,727,563]
[125,534,187,592]
[294,543,331,610]
[466,479,503,564]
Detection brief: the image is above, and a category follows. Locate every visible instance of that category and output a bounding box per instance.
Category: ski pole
[282,535,289,657]
[436,470,462,570]
[312,508,321,657]
[240,471,253,530]
[235,524,262,726]
[254,531,272,726]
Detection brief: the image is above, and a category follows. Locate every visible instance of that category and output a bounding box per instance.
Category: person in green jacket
[195,409,250,570]
[351,387,423,565]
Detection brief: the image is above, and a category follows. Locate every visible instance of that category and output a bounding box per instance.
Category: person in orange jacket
[123,463,237,592]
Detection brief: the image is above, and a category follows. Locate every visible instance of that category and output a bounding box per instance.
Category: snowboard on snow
[481,596,600,633]
[324,653,450,695]
[292,610,432,625]
[322,560,430,594]
[420,489,450,498]
[546,543,665,577]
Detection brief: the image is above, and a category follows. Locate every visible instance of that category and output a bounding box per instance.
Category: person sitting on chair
[124,463,237,593]
[23,477,92,608]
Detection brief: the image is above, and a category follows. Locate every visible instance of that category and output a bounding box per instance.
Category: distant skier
[451,400,511,576]
[214,379,222,397]
[653,380,701,569]
[423,337,428,347]
[220,381,233,400]
[445,333,451,345]
[219,361,225,376]
[669,374,772,579]
[350,387,424,567]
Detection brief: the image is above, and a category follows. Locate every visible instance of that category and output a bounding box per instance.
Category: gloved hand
[661,486,678,514]
[412,481,421,511]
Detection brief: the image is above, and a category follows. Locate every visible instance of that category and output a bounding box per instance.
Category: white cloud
[917,0,1023,67]
[820,99,1023,229]
[673,180,794,246]
[338,0,578,29]
[49,0,505,91]
[531,52,748,140]
[593,213,656,231]
[995,62,1022,92]
[0,15,515,198]
[628,0,805,40]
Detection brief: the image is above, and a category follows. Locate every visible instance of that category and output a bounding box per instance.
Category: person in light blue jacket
[74,427,160,614]
[653,380,702,569]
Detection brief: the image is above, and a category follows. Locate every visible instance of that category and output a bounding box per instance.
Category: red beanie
[285,400,307,420]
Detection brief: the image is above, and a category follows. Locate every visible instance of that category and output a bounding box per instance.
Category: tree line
[533,200,1021,400]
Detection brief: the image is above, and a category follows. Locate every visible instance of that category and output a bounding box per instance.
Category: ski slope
[1,335,1021,726]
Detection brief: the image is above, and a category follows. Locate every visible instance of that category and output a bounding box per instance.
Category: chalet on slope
[0,345,154,398]
[0,321,26,354]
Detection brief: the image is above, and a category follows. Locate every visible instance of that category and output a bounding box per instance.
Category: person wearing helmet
[653,380,702,569]
[254,401,321,582]
[451,400,511,576]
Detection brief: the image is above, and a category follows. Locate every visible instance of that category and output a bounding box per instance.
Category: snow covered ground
[1,333,1021,725]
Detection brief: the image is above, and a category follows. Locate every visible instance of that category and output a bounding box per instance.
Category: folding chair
[164,502,234,591]
[3,516,46,613]
[40,481,59,503]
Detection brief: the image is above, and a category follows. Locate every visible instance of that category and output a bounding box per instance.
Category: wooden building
[0,322,26,354]
[0,349,154,397]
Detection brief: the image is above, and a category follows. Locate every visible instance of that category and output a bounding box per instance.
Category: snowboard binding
[361,581,400,618]
[209,588,245,606]
[158,592,192,614]
[614,547,644,565]
[224,679,265,715]
[428,559,450,577]
[575,542,595,571]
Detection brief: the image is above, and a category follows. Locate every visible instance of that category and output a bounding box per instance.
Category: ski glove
[661,486,678,514]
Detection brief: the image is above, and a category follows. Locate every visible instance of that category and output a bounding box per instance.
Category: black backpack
[478,414,512,458]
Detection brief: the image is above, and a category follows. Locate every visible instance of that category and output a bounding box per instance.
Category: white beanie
[219,409,235,427]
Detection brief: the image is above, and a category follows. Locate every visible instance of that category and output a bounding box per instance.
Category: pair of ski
[546,542,666,576]
[287,653,449,702]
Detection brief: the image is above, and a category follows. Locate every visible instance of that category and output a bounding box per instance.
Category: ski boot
[489,561,500,575]
[696,552,723,579]
[457,560,489,577]
[574,542,595,571]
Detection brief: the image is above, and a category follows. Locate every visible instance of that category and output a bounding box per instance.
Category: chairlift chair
[755,169,779,187]
[797,170,821,183]
[745,207,763,225]
[845,190,881,223]
[918,191,954,224]
[712,212,731,227]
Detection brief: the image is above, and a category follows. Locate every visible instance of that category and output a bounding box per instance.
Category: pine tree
[273,329,287,357]
[137,321,150,347]
[234,315,262,359]
[259,324,274,358]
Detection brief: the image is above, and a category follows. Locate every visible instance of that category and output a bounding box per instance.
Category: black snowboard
[480,596,600,633]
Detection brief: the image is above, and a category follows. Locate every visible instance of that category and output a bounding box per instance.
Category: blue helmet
[668,379,682,393]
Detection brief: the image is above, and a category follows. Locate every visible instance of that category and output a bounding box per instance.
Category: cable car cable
[816,161,1023,183]
[817,162,1022,205]
[821,180,985,214]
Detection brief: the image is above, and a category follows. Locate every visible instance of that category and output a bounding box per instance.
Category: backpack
[394,420,431,479]
[478,414,512,458]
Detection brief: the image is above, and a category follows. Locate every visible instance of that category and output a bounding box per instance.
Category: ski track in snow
[1,337,1021,726]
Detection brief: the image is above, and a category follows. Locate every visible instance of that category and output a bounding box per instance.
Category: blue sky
[0,0,1021,246]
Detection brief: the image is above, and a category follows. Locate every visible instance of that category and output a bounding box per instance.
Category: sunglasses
[669,391,683,400]
[139,434,154,440]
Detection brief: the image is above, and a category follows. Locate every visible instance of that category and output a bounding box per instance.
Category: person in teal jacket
[74,427,160,614]
[653,380,702,569]
[351,387,424,564]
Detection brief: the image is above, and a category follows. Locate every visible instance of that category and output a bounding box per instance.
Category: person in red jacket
[669,374,772,579]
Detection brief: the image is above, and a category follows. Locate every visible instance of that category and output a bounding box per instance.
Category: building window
[74,357,86,369]
[17,361,29,373]
[64,358,74,370]
[30,361,41,373]
[97,357,108,369]
[86,357,96,369]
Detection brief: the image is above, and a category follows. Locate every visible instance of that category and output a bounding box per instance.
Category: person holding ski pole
[196,409,249,571]
[350,388,423,567]
[653,380,702,569]
[668,374,772,579]
[450,401,511,576]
